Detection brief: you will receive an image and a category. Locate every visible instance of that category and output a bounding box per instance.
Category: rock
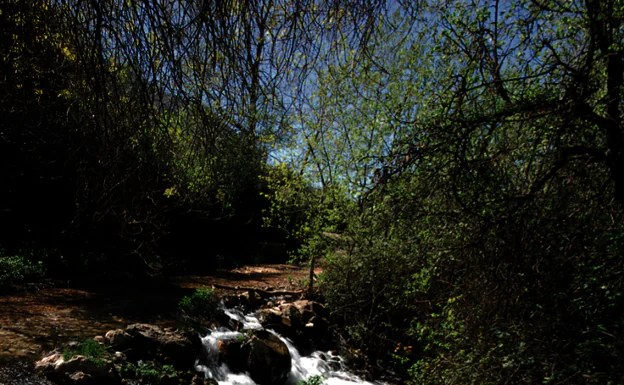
[105,329,134,349]
[125,324,162,353]
[244,330,291,385]
[257,308,283,325]
[258,300,334,354]
[35,351,64,371]
[238,293,250,307]
[215,310,240,330]
[35,351,66,383]
[217,339,246,373]
[192,375,219,385]
[68,371,96,385]
[223,293,241,308]
[36,352,119,385]
[60,356,118,383]
[93,336,106,344]
[159,333,196,368]
[242,290,263,309]
[213,330,290,384]
[125,324,197,369]
[290,300,329,321]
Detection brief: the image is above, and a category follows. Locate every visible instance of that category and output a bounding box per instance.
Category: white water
[195,304,381,385]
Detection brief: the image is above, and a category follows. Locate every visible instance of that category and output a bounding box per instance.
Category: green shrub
[236,332,250,343]
[118,361,178,384]
[178,287,219,319]
[0,251,45,288]
[62,339,110,366]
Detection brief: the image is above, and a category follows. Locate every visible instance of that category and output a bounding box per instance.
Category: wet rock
[217,339,246,373]
[212,329,290,384]
[244,330,291,385]
[215,310,240,330]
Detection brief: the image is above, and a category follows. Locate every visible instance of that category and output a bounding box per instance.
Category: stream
[195,305,383,385]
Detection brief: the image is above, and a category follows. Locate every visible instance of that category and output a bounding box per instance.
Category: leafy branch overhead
[1,0,623,384]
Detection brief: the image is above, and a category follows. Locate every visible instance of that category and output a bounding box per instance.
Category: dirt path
[0,264,317,364]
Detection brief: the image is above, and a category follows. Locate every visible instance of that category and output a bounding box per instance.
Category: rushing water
[195,305,382,385]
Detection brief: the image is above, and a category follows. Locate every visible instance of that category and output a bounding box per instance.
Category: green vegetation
[62,339,110,366]
[178,287,219,320]
[2,0,624,383]
[117,361,178,385]
[265,1,624,384]
[236,332,251,343]
[0,251,45,289]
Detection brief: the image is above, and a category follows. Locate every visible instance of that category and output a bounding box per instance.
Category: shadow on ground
[0,264,313,364]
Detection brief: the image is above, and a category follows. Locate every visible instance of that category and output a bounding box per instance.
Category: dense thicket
[267,1,624,383]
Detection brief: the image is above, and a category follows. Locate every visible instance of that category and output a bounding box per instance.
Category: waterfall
[195,304,382,385]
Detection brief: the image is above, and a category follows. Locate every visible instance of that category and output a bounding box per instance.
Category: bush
[62,339,110,366]
[0,251,45,288]
[118,361,178,385]
[178,287,219,319]
[320,170,624,384]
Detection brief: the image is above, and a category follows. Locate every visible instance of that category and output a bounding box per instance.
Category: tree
[271,1,624,383]
[0,0,401,271]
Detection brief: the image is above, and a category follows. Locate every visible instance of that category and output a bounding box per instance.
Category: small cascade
[195,302,382,385]
[222,306,262,330]
[197,328,247,381]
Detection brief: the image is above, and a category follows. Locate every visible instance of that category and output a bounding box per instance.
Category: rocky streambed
[30,292,385,385]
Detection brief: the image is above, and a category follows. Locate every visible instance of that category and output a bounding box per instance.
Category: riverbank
[0,264,317,364]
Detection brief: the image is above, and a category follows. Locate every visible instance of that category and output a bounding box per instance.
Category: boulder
[105,329,134,350]
[36,353,119,385]
[125,324,197,368]
[244,330,291,385]
[35,352,66,383]
[258,300,334,354]
[212,329,291,384]
[217,339,246,373]
[257,308,283,325]
[35,351,64,370]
